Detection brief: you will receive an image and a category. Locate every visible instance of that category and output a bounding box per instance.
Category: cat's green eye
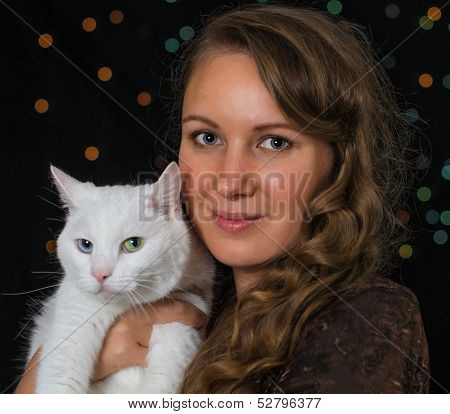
[122,237,144,253]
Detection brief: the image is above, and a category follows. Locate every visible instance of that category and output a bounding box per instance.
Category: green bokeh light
[180,26,195,41]
[327,1,342,15]
[417,186,431,202]
[419,16,434,30]
[165,38,179,53]
[441,210,450,225]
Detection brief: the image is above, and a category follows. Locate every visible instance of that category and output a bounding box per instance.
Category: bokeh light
[398,210,410,224]
[327,1,342,15]
[442,165,450,180]
[427,7,441,21]
[38,33,53,48]
[110,10,124,24]
[154,155,169,170]
[381,55,396,70]
[415,154,431,170]
[98,67,112,81]
[425,209,440,225]
[45,240,56,254]
[399,244,413,259]
[405,108,419,123]
[442,74,450,89]
[34,98,49,113]
[385,4,400,19]
[441,210,450,225]
[417,186,431,202]
[419,16,434,30]
[137,91,152,106]
[82,17,97,32]
[433,230,448,245]
[180,26,195,41]
[85,146,100,161]
[419,73,433,88]
[165,38,179,53]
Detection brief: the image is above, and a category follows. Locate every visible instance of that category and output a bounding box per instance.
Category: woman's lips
[212,210,263,233]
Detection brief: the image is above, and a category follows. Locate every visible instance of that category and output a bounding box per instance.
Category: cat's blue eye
[77,239,93,254]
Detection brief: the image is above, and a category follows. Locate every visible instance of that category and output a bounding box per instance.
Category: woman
[15,3,430,393]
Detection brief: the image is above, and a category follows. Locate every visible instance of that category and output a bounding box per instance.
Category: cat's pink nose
[92,268,111,284]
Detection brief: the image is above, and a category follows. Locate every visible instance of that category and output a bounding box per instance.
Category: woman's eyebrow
[182,114,299,132]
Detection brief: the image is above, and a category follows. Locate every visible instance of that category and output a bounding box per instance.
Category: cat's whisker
[47,227,57,240]
[123,290,136,309]
[132,296,165,321]
[15,296,58,341]
[125,288,169,323]
[1,283,61,296]
[35,273,61,280]
[42,185,60,197]
[44,217,64,222]
[36,194,63,210]
[30,270,64,280]
[127,291,151,322]
[124,291,143,317]
[134,282,159,291]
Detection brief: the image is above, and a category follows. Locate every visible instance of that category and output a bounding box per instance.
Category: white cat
[25,161,215,393]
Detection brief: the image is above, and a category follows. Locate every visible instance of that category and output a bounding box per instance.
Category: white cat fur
[25,161,215,393]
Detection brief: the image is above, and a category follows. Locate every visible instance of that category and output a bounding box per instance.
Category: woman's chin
[208,242,269,268]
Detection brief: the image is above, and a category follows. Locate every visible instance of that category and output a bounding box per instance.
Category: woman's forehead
[182,56,296,130]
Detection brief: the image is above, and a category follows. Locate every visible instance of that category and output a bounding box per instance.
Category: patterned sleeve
[275,280,430,393]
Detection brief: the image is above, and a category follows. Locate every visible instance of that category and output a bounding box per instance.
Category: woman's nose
[215,148,258,200]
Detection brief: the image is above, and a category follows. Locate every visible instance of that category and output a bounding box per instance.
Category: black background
[0,0,448,393]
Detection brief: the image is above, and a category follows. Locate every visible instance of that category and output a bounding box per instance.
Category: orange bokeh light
[85,146,100,161]
[38,33,53,48]
[82,17,97,32]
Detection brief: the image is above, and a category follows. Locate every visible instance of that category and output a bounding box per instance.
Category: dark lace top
[259,276,430,393]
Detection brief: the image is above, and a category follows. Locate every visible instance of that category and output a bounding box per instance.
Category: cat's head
[49,162,191,302]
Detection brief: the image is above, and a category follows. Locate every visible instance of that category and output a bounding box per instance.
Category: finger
[136,324,153,349]
[135,343,150,367]
[177,301,209,329]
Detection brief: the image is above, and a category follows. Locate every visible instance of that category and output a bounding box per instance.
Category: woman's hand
[14,298,209,393]
[92,298,208,382]
[14,346,41,394]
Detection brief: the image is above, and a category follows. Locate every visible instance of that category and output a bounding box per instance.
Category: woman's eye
[122,237,144,253]
[77,239,93,254]
[259,136,291,151]
[191,131,222,146]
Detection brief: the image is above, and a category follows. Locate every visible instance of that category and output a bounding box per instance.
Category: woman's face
[179,52,334,271]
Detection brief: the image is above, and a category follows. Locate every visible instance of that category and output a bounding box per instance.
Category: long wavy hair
[158,2,420,393]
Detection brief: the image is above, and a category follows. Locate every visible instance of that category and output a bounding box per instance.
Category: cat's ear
[49,164,93,210]
[149,161,182,217]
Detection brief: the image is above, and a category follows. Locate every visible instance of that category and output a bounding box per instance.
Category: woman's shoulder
[272,276,430,393]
